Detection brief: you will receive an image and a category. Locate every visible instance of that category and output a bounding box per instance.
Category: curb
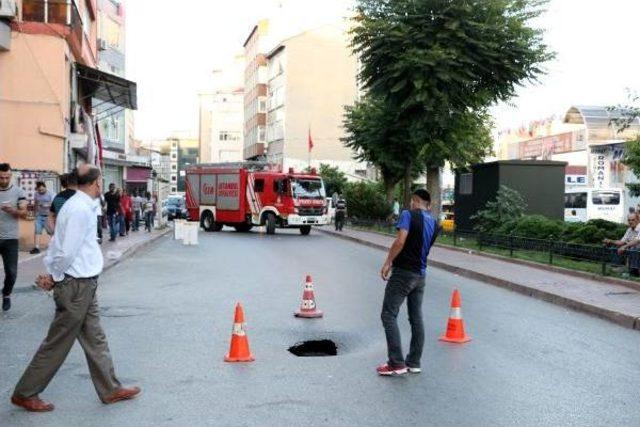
[351,226,640,292]
[318,228,640,331]
[103,228,172,272]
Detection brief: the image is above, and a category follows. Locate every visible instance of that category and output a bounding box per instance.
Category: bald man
[11,165,141,412]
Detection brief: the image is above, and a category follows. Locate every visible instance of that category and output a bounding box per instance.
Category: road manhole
[288,340,337,357]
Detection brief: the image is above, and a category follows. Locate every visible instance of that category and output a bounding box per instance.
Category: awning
[76,63,137,118]
[126,167,151,183]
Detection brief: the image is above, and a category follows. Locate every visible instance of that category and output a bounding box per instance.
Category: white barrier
[174,219,186,240]
[182,222,199,245]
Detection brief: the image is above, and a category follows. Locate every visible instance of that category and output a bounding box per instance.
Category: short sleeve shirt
[34,191,54,216]
[50,189,77,215]
[621,227,638,243]
[0,184,27,240]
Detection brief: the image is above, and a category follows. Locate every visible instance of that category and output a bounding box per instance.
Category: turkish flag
[308,128,313,152]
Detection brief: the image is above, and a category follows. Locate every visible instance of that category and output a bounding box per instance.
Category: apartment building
[0,0,136,247]
[265,25,365,177]
[242,19,269,160]
[198,89,244,163]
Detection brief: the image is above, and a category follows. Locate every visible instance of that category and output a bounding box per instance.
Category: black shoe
[3,297,11,311]
[29,248,41,255]
[109,238,116,242]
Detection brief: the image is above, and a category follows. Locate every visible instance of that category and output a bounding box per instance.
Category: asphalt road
[1,228,639,427]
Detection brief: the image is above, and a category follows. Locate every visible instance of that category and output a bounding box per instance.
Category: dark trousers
[145,212,154,232]
[133,210,141,231]
[97,216,103,240]
[335,211,345,231]
[0,239,19,297]
[118,214,126,236]
[381,267,426,368]
[107,213,118,240]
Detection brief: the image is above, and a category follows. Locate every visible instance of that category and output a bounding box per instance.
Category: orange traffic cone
[224,303,255,362]
[294,275,323,318]
[439,289,471,344]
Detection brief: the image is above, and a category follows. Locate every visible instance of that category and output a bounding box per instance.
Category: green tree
[342,96,417,203]
[318,164,348,197]
[350,0,553,206]
[343,181,392,220]
[472,185,527,233]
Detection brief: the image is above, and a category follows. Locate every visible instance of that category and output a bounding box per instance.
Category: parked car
[163,196,187,221]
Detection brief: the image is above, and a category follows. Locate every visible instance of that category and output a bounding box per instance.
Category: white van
[564,188,624,223]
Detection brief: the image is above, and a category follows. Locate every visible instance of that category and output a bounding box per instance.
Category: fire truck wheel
[201,211,217,232]
[266,213,277,235]
[300,226,311,235]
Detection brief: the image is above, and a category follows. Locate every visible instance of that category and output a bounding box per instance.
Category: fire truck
[184,162,330,235]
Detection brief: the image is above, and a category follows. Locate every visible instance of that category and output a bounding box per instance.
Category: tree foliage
[343,181,392,220]
[318,164,348,197]
[472,185,527,233]
[609,91,640,196]
[346,0,553,205]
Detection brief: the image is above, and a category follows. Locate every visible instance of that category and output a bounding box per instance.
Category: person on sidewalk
[30,181,54,255]
[0,163,28,311]
[47,172,77,233]
[335,195,347,232]
[131,191,143,232]
[11,164,141,412]
[120,189,133,236]
[143,192,155,232]
[377,189,439,376]
[104,184,120,242]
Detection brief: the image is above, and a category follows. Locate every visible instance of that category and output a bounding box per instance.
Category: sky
[126,0,640,141]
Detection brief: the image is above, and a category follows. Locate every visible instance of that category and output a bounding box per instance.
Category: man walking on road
[11,165,141,412]
[30,181,54,254]
[104,183,120,242]
[378,189,438,376]
[335,195,347,231]
[0,163,28,311]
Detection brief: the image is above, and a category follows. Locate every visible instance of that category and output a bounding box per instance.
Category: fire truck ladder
[193,161,274,171]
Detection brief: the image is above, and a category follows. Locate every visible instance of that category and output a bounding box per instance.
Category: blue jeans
[145,211,154,232]
[133,210,141,231]
[381,267,426,368]
[107,213,118,240]
[118,214,126,236]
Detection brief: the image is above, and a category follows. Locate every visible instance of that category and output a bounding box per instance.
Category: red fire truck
[184,162,330,235]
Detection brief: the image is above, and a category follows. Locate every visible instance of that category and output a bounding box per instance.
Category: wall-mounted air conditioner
[0,0,18,20]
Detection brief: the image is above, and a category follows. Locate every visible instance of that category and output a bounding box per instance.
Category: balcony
[21,0,87,64]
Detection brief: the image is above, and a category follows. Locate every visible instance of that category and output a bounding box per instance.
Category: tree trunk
[426,166,441,220]
[384,180,396,204]
[403,160,413,208]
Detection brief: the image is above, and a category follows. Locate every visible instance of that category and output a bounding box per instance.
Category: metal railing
[347,218,640,278]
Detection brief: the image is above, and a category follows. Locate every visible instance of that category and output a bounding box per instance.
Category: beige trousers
[14,276,121,401]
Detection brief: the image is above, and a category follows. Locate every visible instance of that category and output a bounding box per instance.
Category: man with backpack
[377,189,439,376]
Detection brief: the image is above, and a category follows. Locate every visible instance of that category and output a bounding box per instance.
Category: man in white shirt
[11,165,141,413]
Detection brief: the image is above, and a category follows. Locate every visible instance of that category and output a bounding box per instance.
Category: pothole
[288,340,338,357]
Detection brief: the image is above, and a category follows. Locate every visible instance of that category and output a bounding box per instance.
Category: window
[171,165,177,171]
[171,176,177,182]
[171,153,177,160]
[171,187,177,193]
[564,192,587,209]
[258,126,266,143]
[254,179,264,192]
[258,97,267,113]
[23,0,71,24]
[592,191,620,205]
[172,142,178,149]
[459,173,472,195]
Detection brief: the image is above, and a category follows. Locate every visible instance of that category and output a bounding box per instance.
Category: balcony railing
[22,0,79,25]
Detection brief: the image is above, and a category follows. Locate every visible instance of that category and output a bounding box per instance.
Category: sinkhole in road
[288,340,338,357]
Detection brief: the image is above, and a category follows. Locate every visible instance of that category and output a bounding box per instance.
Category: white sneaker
[407,367,422,374]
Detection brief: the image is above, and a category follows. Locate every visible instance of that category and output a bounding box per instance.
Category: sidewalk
[10,227,171,294]
[319,227,640,330]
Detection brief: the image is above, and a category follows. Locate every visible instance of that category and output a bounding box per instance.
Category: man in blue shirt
[377,189,438,376]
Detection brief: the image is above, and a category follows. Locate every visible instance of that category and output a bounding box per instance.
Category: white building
[199,89,244,163]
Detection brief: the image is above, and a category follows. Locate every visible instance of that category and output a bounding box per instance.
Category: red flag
[308,127,314,152]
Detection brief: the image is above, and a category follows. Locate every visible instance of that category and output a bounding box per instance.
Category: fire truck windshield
[291,179,325,199]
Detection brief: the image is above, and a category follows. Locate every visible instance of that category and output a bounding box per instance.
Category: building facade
[160,136,198,194]
[264,25,365,177]
[242,19,269,160]
[497,106,640,212]
[0,0,136,247]
[198,89,244,164]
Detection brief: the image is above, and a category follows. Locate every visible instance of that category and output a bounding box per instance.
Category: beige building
[0,0,135,248]
[242,19,269,160]
[198,55,245,164]
[265,24,364,176]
